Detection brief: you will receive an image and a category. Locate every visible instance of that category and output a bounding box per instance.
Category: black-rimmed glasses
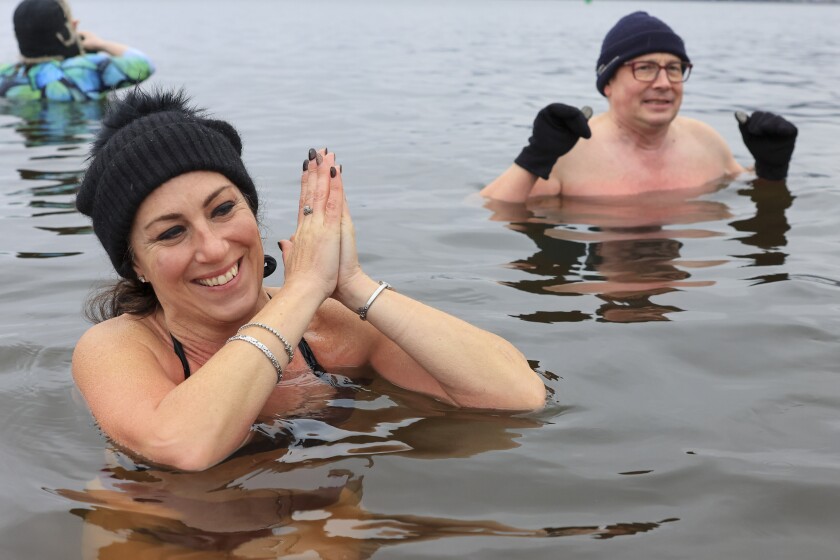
[624,61,692,84]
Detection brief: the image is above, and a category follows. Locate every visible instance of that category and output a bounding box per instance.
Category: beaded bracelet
[237,322,294,363]
[227,335,283,384]
[358,281,392,321]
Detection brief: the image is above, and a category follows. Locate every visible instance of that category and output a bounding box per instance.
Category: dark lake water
[2,1,840,558]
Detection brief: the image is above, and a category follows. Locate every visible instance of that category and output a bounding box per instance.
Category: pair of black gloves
[514,104,798,182]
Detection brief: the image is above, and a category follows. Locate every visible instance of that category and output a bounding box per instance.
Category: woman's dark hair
[85,277,157,324]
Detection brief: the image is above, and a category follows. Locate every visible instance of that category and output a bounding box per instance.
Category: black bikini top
[171,334,322,379]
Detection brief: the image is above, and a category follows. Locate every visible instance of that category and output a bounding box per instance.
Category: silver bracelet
[357,281,392,321]
[237,322,294,363]
[226,335,283,383]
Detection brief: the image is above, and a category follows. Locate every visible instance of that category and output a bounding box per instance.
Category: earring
[138,276,147,283]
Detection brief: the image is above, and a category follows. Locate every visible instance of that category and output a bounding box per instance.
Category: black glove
[735,110,797,181]
[515,103,592,180]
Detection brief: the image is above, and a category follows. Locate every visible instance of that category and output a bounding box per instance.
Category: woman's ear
[132,262,147,283]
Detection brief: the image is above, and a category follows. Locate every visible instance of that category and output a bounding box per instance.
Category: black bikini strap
[297,338,323,372]
[173,334,320,379]
[172,288,320,380]
[171,334,191,379]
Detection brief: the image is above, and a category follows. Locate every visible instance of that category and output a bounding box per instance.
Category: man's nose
[652,66,672,88]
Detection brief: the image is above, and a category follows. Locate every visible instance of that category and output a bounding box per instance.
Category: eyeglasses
[624,61,692,84]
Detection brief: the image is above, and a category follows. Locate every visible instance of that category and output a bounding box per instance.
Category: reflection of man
[481,11,798,202]
[488,193,728,323]
[486,170,793,323]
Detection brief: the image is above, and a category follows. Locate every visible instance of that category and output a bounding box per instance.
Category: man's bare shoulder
[553,114,742,195]
[675,116,744,173]
[674,116,729,144]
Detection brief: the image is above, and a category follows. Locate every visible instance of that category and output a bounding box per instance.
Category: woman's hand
[331,164,374,309]
[278,149,344,302]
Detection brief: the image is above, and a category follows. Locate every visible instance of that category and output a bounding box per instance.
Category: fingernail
[308,148,316,160]
[339,164,343,174]
[303,159,309,171]
[316,152,323,165]
[324,147,328,155]
[330,166,336,178]
[277,242,283,251]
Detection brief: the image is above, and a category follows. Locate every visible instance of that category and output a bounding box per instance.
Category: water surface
[2,1,840,558]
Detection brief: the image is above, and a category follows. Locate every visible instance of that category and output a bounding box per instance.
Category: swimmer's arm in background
[481,103,592,202]
[78,29,156,88]
[735,111,798,182]
[78,30,130,57]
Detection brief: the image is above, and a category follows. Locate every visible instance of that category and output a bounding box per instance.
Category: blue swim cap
[595,11,689,96]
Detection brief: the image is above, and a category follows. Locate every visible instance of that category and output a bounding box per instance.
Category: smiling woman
[72,88,546,472]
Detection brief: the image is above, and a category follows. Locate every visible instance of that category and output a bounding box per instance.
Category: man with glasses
[481,11,797,202]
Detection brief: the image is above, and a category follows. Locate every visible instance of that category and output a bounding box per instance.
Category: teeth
[197,263,238,287]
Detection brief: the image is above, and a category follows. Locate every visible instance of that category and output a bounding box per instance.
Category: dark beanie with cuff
[76,89,259,279]
[14,0,83,60]
[595,11,689,96]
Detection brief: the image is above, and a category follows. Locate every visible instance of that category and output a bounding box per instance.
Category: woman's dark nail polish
[303,159,309,171]
[315,152,323,165]
[308,148,316,161]
[339,164,343,174]
[277,242,283,251]
[324,147,328,155]
[330,166,336,178]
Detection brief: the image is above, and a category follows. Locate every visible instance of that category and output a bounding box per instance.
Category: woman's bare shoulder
[72,314,170,385]
[75,314,157,352]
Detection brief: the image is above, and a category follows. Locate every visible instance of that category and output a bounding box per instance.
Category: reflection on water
[54,389,674,558]
[0,99,105,149]
[1,2,835,557]
[0,99,101,259]
[486,180,793,323]
[730,181,794,284]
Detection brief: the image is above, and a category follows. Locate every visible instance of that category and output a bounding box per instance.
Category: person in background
[481,11,798,202]
[72,88,546,472]
[0,0,153,101]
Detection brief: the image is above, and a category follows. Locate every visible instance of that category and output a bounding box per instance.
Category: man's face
[604,52,685,131]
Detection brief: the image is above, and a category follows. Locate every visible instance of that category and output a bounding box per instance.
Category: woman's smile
[196,260,240,287]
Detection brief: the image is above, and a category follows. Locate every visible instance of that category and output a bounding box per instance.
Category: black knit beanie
[596,11,689,96]
[76,89,259,279]
[14,0,83,60]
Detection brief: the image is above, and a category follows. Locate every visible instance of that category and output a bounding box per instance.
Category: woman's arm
[337,276,547,411]
[331,162,546,410]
